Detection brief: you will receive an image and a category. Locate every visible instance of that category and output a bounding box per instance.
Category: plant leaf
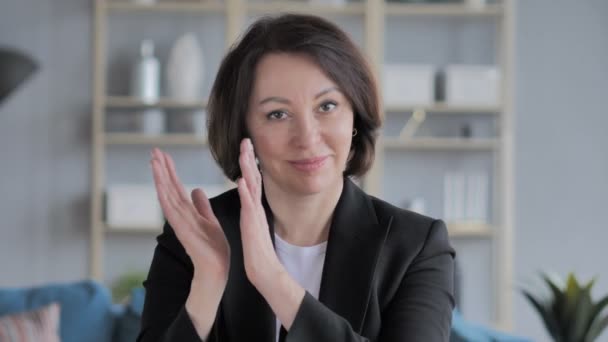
[586,314,608,342]
[571,282,594,342]
[586,294,608,337]
[522,289,562,341]
[590,294,608,322]
[542,272,566,326]
[562,273,582,335]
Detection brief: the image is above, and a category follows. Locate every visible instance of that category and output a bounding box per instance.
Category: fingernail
[248,139,254,151]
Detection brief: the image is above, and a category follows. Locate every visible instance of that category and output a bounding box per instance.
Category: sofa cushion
[113,287,145,342]
[0,280,114,342]
[451,309,532,342]
[0,302,61,342]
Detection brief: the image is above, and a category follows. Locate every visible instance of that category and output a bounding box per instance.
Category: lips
[289,156,328,172]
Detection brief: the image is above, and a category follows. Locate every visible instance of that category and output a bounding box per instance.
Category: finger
[162,151,190,203]
[151,157,185,224]
[247,139,263,201]
[191,188,218,224]
[237,177,253,211]
[151,149,184,212]
[150,157,170,211]
[151,149,198,233]
[237,176,269,239]
[239,139,260,202]
[245,140,266,222]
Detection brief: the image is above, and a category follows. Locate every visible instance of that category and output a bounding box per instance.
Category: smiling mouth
[288,156,328,172]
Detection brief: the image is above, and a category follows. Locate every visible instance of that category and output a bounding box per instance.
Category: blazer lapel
[222,177,391,340]
[221,193,277,342]
[318,178,392,333]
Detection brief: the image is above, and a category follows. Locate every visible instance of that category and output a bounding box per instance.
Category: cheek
[250,129,283,162]
[328,114,354,154]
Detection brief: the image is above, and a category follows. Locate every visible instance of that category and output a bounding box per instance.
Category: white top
[274,233,328,342]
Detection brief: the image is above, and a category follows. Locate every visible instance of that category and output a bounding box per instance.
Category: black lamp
[0,48,38,105]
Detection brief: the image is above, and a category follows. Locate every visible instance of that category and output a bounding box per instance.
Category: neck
[263,177,344,247]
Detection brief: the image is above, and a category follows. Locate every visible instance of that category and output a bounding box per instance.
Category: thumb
[191,188,217,223]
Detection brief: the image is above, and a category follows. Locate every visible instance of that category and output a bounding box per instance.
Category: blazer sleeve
[137,221,222,342]
[285,219,455,342]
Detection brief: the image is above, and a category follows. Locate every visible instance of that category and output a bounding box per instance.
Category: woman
[138,14,455,342]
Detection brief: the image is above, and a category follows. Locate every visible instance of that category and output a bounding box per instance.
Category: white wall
[514,0,608,341]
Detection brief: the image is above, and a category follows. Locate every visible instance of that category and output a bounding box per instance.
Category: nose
[292,112,321,149]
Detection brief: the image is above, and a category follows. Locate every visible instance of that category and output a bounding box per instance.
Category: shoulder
[209,186,240,218]
[367,194,452,258]
[369,195,436,232]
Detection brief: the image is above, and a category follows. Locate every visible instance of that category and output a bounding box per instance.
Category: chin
[287,171,340,195]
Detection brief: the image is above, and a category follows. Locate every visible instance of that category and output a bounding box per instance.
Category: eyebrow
[258,87,339,106]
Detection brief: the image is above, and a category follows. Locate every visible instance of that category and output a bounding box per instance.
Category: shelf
[91,0,515,329]
[247,1,365,15]
[105,133,207,146]
[105,96,207,109]
[383,137,498,151]
[384,103,501,114]
[105,223,162,235]
[446,221,493,238]
[384,3,502,17]
[105,1,225,13]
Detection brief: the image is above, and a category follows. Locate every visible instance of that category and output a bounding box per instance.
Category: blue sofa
[0,280,531,342]
[0,280,140,342]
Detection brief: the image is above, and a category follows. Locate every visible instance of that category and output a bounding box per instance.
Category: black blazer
[138,178,455,342]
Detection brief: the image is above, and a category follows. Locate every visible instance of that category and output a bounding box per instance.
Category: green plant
[521,272,608,342]
[111,271,147,304]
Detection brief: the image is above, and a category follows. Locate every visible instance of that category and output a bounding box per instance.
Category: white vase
[138,108,165,135]
[166,33,204,102]
[132,0,156,5]
[130,40,160,104]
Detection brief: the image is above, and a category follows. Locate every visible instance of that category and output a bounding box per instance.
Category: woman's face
[246,52,354,195]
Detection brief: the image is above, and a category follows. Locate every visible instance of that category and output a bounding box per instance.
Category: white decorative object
[465,172,489,222]
[167,110,205,135]
[399,108,426,140]
[465,0,486,10]
[308,0,346,7]
[106,185,163,229]
[405,197,427,215]
[192,110,207,137]
[131,40,160,104]
[166,33,204,102]
[444,65,500,106]
[383,64,435,107]
[444,172,466,222]
[138,108,166,135]
[443,171,489,223]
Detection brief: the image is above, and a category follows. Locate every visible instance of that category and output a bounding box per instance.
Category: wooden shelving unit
[91,0,515,329]
[447,221,494,238]
[105,133,208,146]
[105,223,162,235]
[106,1,226,13]
[247,1,365,14]
[384,103,501,114]
[105,96,208,109]
[384,2,503,16]
[383,137,498,151]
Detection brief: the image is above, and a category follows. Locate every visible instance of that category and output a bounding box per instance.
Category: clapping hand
[236,138,284,288]
[150,148,230,288]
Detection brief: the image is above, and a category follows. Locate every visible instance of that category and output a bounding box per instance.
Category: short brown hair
[207,13,382,181]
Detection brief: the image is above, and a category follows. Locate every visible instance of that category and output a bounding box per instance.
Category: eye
[266,110,288,120]
[319,101,337,113]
